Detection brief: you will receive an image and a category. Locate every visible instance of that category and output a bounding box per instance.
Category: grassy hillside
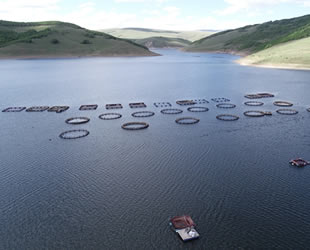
[0,20,156,58]
[133,37,191,48]
[238,37,310,69]
[101,28,214,42]
[187,15,310,54]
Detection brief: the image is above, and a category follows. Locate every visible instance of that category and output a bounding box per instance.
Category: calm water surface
[0,49,309,249]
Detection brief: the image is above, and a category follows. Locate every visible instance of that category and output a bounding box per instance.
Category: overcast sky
[1,0,310,30]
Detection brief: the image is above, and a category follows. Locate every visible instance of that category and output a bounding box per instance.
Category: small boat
[289,158,309,167]
[169,215,199,242]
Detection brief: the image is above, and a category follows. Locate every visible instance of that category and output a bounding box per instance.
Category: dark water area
[0,49,309,249]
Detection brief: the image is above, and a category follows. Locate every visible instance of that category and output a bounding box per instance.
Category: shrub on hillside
[85,33,96,38]
[51,38,59,44]
[81,39,91,44]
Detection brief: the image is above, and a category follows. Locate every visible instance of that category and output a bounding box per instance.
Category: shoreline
[186,48,310,71]
[184,48,249,57]
[237,59,310,71]
[0,52,160,60]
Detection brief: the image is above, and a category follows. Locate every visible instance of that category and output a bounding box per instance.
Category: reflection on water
[0,49,309,249]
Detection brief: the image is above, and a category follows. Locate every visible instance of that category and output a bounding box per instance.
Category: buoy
[211,97,230,103]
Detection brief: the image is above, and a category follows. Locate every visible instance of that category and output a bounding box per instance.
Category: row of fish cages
[2,101,309,114]
[58,104,309,139]
[1,93,307,112]
[0,99,209,113]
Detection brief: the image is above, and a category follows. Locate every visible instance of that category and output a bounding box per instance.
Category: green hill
[0,20,156,58]
[101,28,214,43]
[187,15,310,55]
[133,36,191,48]
[238,37,310,70]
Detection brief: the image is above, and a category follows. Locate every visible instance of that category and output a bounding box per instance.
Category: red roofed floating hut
[289,158,309,167]
[170,215,199,242]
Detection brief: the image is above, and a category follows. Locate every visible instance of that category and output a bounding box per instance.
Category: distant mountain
[133,37,191,48]
[0,20,156,58]
[101,28,215,43]
[199,29,220,32]
[187,15,310,55]
[123,27,179,34]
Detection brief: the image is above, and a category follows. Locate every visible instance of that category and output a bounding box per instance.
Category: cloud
[302,0,310,6]
[163,6,181,17]
[60,3,137,30]
[114,0,168,3]
[0,0,264,31]
[0,0,60,10]
[216,0,310,16]
[133,7,248,30]
[0,0,61,21]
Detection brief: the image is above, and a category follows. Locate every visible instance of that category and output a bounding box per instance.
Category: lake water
[0,49,310,249]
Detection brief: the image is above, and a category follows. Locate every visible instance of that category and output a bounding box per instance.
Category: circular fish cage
[258,93,274,98]
[273,101,293,107]
[176,100,196,106]
[244,101,264,106]
[244,94,262,99]
[121,122,149,130]
[160,108,183,115]
[216,114,239,121]
[245,93,274,99]
[65,117,90,125]
[244,110,266,117]
[175,117,200,125]
[187,106,209,112]
[276,109,299,115]
[216,103,236,109]
[99,113,122,120]
[26,106,49,112]
[59,129,89,139]
[211,98,230,103]
[132,111,155,118]
[2,107,26,112]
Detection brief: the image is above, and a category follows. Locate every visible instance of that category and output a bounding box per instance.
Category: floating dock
[176,228,199,241]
